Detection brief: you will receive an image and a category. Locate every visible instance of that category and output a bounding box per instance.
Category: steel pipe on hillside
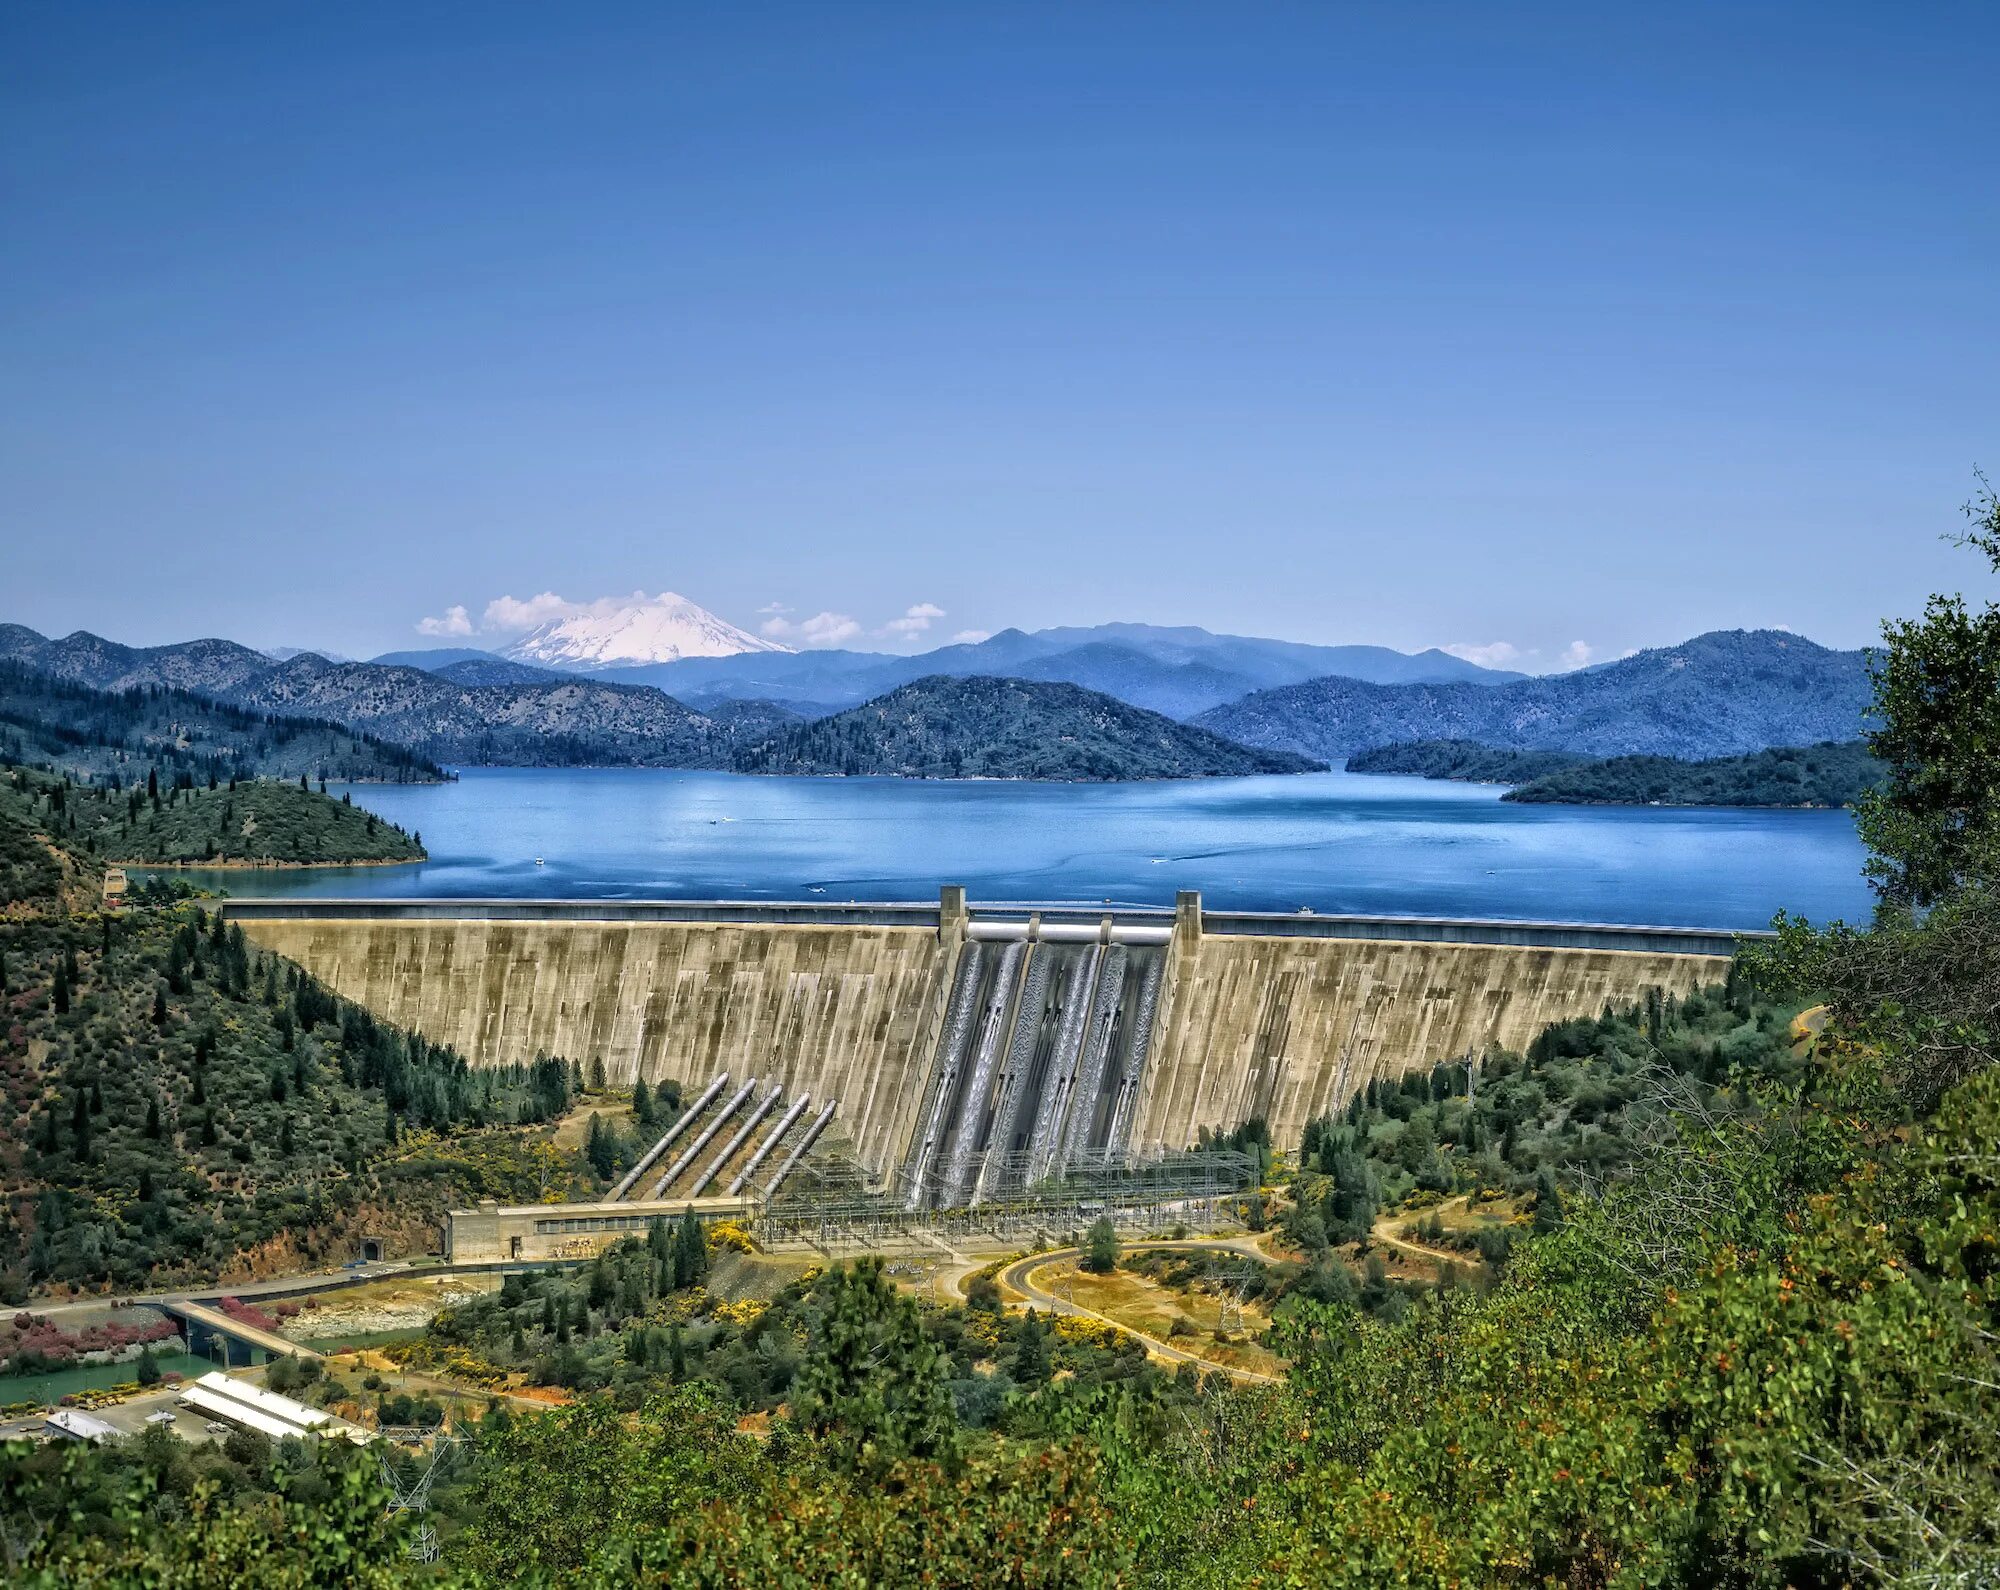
[611,1072,730,1200]
[765,1101,837,1198]
[690,1083,784,1198]
[728,1092,811,1196]
[648,1077,760,1199]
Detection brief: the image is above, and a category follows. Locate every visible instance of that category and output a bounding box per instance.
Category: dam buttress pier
[226,889,1745,1228]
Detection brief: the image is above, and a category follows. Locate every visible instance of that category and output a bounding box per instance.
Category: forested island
[733,674,1323,780]
[1351,736,1883,808]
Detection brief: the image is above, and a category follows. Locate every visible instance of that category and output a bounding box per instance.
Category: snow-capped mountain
[501,591,790,669]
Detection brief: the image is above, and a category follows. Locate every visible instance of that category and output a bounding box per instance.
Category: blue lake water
[186,768,1875,931]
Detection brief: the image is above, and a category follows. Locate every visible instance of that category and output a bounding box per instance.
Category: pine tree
[672,1212,708,1289]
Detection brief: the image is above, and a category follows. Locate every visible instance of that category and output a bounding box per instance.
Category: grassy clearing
[1034,1259,1287,1379]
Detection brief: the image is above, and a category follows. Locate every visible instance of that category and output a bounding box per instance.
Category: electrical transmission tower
[1204,1259,1258,1335]
[375,1418,464,1564]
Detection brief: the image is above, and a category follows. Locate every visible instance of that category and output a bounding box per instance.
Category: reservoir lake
[185,767,1874,931]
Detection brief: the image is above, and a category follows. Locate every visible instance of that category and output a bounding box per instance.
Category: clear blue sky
[3,2,1994,668]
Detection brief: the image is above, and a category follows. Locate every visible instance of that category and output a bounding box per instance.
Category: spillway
[900,942,986,1210]
[900,931,1172,1208]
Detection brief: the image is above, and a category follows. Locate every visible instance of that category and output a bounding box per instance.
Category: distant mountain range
[732,675,1322,781]
[1193,630,1873,761]
[0,660,445,784]
[0,624,787,769]
[377,621,1522,718]
[0,620,1873,777]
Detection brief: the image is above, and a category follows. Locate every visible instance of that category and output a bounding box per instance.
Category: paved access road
[997,1239,1284,1385]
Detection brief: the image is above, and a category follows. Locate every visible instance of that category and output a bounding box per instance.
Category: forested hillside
[1345,738,1588,781]
[0,777,587,1296]
[4,759,423,870]
[1196,628,1871,760]
[1505,739,1884,807]
[0,661,444,784]
[1350,734,1886,807]
[733,675,1323,780]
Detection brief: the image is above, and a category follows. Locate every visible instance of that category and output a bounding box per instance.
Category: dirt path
[1372,1197,1477,1270]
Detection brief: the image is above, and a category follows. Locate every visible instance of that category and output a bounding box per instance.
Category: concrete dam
[225,890,1740,1200]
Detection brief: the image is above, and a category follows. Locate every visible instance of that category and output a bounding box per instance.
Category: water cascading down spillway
[904,916,1168,1210]
[936,939,1027,1205]
[901,942,987,1211]
[1022,944,1103,1183]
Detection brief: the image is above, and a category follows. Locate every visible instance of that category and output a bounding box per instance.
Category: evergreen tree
[788,1259,963,1479]
[1081,1216,1120,1273]
[584,1113,617,1179]
[1532,1166,1564,1233]
[672,1213,708,1290]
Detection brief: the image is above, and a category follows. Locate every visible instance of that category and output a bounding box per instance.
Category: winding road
[996,1240,1284,1385]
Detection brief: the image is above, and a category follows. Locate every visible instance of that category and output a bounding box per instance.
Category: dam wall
[230,910,954,1174]
[227,894,1745,1184]
[1131,900,1721,1152]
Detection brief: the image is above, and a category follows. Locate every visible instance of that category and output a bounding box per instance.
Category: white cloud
[482,591,580,632]
[951,629,992,645]
[1442,641,1522,669]
[416,605,473,637]
[883,602,947,637]
[1558,640,1594,669]
[762,610,861,648]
